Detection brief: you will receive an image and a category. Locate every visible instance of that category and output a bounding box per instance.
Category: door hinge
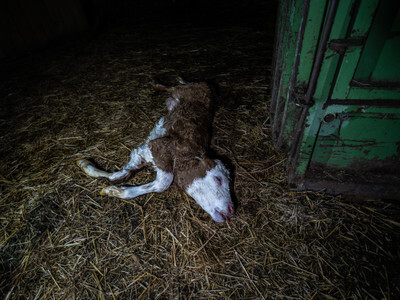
[328,38,364,54]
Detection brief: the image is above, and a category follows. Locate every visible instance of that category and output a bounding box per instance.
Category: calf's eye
[214,176,223,186]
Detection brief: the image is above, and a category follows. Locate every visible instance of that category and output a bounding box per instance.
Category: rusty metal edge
[293,178,400,200]
[288,0,339,163]
[325,98,400,107]
[274,0,311,150]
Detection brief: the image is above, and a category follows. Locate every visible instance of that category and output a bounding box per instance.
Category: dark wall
[0,0,89,60]
[0,0,271,61]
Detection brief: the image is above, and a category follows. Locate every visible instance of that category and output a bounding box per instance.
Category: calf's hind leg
[78,144,151,182]
[78,118,166,182]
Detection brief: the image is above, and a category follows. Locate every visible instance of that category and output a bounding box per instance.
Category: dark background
[0,0,275,64]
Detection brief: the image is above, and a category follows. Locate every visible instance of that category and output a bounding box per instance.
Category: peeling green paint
[271,0,400,197]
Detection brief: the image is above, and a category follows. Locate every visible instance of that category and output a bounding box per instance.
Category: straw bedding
[1,19,400,299]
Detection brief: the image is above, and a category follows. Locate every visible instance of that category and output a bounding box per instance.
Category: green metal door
[271,0,400,199]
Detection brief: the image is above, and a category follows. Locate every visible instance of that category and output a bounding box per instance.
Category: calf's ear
[200,156,217,170]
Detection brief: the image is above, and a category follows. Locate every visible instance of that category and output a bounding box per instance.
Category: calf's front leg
[100,167,173,199]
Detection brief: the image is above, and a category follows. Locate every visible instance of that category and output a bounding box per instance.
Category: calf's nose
[227,205,234,217]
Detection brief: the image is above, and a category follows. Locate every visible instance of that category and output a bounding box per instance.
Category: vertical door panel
[272,0,400,198]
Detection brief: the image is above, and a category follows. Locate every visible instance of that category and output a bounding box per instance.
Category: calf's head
[185,159,234,222]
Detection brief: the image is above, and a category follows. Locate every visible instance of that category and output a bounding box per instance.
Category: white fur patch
[146,117,166,142]
[185,160,233,222]
[137,143,154,164]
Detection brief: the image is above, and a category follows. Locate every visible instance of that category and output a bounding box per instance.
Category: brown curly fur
[149,82,217,189]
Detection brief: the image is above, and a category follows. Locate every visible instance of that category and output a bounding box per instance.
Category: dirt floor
[1,12,400,300]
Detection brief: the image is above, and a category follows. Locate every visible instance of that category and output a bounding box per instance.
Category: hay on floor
[1,21,400,300]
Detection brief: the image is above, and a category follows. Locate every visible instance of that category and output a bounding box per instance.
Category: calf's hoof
[100,186,124,197]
